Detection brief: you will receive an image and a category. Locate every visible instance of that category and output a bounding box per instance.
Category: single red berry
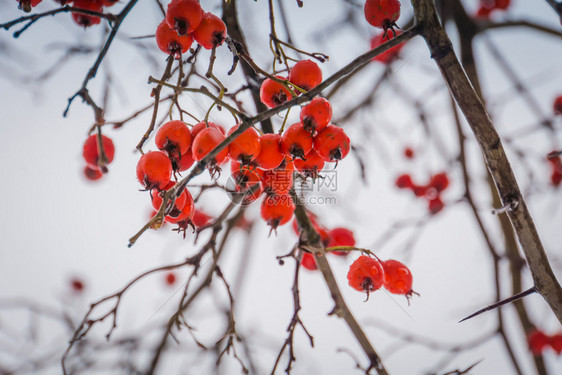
[288,60,322,91]
[370,29,405,64]
[192,12,227,49]
[151,186,188,218]
[429,172,449,192]
[395,174,413,189]
[260,194,295,229]
[70,278,85,293]
[554,95,562,116]
[254,133,285,170]
[156,20,194,58]
[17,0,42,12]
[381,259,413,295]
[228,125,261,164]
[165,188,195,224]
[403,147,414,159]
[428,196,444,214]
[191,209,212,227]
[71,0,102,27]
[262,158,294,196]
[191,121,226,138]
[364,0,401,33]
[136,151,173,190]
[191,127,229,166]
[328,227,355,256]
[293,149,325,180]
[82,134,115,169]
[347,256,384,296]
[165,272,176,286]
[281,122,314,160]
[300,97,332,134]
[83,166,103,181]
[528,330,550,355]
[155,120,192,159]
[260,76,293,108]
[313,125,351,162]
[301,252,318,271]
[550,333,562,354]
[165,0,203,36]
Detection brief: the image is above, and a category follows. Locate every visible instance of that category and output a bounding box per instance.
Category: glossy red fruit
[151,187,188,217]
[17,0,42,12]
[260,76,293,108]
[260,194,295,229]
[136,151,173,190]
[554,95,562,116]
[364,0,401,31]
[83,166,103,181]
[294,149,324,179]
[228,125,261,163]
[313,125,351,162]
[428,197,444,214]
[300,97,332,134]
[82,134,115,169]
[281,122,314,160]
[71,0,103,27]
[301,252,318,270]
[155,120,192,158]
[328,227,355,256]
[165,272,176,286]
[255,133,285,170]
[550,333,562,354]
[192,12,227,49]
[191,121,226,138]
[262,158,294,195]
[156,20,194,58]
[370,29,405,64]
[288,60,322,91]
[347,256,384,294]
[403,147,414,159]
[191,209,212,227]
[395,174,413,189]
[176,148,195,171]
[527,330,550,355]
[191,127,229,164]
[381,259,413,295]
[165,188,194,223]
[166,0,203,36]
[70,277,85,292]
[412,184,427,197]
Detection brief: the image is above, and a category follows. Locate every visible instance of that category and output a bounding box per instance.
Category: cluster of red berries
[364,0,401,35]
[156,0,227,59]
[547,152,562,187]
[527,330,562,355]
[395,172,450,214]
[370,29,405,64]
[554,95,562,116]
[82,134,115,181]
[475,0,511,18]
[16,0,117,27]
[291,213,356,270]
[348,255,415,300]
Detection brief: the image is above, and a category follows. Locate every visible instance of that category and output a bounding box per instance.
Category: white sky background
[0,0,562,374]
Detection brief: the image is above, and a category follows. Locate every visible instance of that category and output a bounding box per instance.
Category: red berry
[528,330,550,355]
[165,0,203,36]
[17,0,42,12]
[255,133,285,170]
[155,20,194,58]
[428,197,444,214]
[260,76,293,108]
[301,252,318,270]
[288,60,322,91]
[370,29,405,64]
[136,151,173,190]
[155,120,192,159]
[191,127,229,165]
[313,125,351,162]
[328,227,355,256]
[70,278,85,292]
[176,148,195,172]
[347,256,384,294]
[300,97,332,134]
[412,184,427,197]
[262,158,294,196]
[550,333,562,354]
[429,172,449,192]
[71,0,102,28]
[395,174,413,189]
[364,0,401,32]
[191,209,212,227]
[281,122,314,160]
[230,163,264,205]
[83,166,103,181]
[191,121,226,138]
[403,147,414,159]
[293,149,325,180]
[554,95,562,116]
[82,134,115,169]
[192,12,227,49]
[165,188,195,224]
[381,259,413,295]
[227,125,261,163]
[151,186,188,216]
[260,194,295,229]
[165,272,177,286]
